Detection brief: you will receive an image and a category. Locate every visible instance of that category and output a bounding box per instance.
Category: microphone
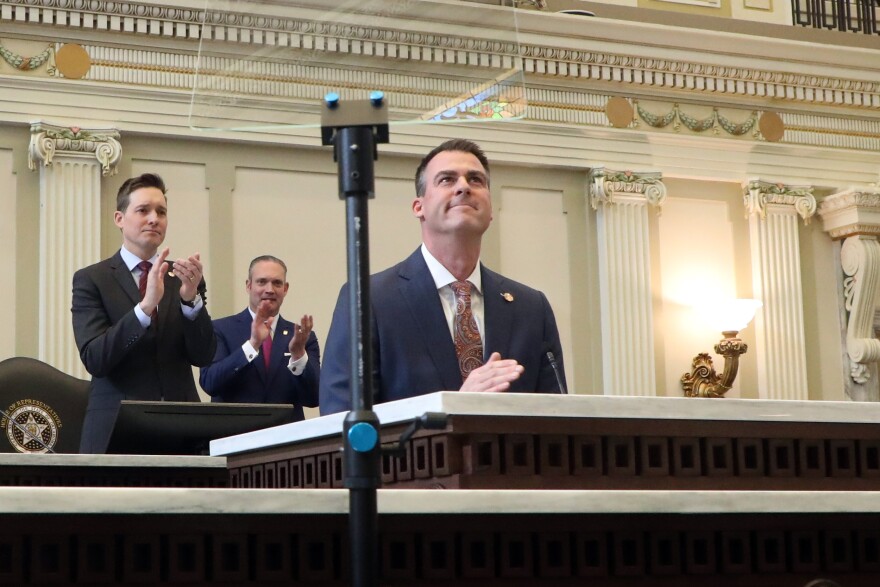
[546,350,567,395]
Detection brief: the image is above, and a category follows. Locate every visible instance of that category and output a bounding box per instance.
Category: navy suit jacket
[319,248,566,415]
[72,250,216,453]
[199,309,320,421]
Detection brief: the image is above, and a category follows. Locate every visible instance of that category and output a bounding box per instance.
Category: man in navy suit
[320,138,566,415]
[72,173,216,453]
[199,256,319,420]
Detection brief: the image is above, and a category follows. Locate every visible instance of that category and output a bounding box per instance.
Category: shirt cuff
[180,296,204,320]
[241,340,259,363]
[287,353,308,376]
[133,304,151,328]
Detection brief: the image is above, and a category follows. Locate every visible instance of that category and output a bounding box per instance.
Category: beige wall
[0,147,16,361]
[0,125,41,360]
[46,135,587,398]
[0,126,853,402]
[655,179,758,398]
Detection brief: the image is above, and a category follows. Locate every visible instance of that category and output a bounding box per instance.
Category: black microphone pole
[321,92,389,587]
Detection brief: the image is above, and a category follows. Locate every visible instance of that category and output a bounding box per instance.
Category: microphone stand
[321,93,389,587]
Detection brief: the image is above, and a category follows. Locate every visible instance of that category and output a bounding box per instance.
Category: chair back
[0,357,90,454]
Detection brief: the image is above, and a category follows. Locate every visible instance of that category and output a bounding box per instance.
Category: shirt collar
[420,243,482,294]
[120,246,158,272]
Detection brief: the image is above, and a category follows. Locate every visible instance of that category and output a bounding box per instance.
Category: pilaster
[743,179,815,400]
[590,168,666,396]
[817,186,880,402]
[29,121,121,378]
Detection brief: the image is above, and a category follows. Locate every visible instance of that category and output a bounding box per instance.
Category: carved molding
[818,187,880,240]
[28,121,122,176]
[0,40,53,70]
[633,101,759,137]
[589,168,667,211]
[1,0,878,114]
[2,1,880,155]
[743,179,816,225]
[841,235,880,384]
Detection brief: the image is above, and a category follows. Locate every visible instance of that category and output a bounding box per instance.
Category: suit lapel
[398,250,462,391]
[482,267,513,360]
[110,252,142,306]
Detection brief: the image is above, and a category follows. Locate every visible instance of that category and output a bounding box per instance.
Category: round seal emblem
[2,400,61,453]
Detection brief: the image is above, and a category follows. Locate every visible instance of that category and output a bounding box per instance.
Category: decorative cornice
[819,188,880,213]
[70,42,880,152]
[517,45,880,109]
[2,1,879,156]
[589,168,667,211]
[743,179,816,225]
[1,0,878,114]
[28,121,122,175]
[818,187,880,240]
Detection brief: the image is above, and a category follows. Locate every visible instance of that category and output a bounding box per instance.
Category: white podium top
[209,392,880,457]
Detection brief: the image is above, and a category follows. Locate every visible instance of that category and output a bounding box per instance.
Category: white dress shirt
[420,243,484,341]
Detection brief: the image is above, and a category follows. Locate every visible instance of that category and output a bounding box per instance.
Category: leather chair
[0,357,90,454]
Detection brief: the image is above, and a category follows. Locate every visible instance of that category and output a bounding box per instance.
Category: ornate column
[29,122,122,378]
[743,179,816,400]
[818,186,880,402]
[589,168,667,396]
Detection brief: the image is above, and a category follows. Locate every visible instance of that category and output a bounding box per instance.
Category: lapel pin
[501,292,514,302]
[282,330,289,336]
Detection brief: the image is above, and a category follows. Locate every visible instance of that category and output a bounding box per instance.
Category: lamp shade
[694,298,763,333]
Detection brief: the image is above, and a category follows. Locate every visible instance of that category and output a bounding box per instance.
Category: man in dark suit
[72,173,216,453]
[320,138,566,415]
[199,256,319,420]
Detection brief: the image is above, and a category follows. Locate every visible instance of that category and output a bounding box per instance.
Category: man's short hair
[116,173,167,212]
[248,255,288,281]
[414,139,490,197]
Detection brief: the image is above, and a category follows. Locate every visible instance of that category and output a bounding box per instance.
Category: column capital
[28,121,122,176]
[743,179,816,225]
[817,186,880,240]
[588,167,666,211]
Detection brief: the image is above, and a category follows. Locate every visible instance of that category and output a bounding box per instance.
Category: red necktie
[137,261,151,298]
[451,280,483,383]
[262,332,272,369]
[137,261,157,321]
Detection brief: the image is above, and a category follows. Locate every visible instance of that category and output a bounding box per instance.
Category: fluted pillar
[743,179,815,400]
[817,186,880,402]
[29,122,122,378]
[590,168,667,396]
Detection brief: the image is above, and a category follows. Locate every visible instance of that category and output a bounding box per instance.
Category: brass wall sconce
[681,299,762,398]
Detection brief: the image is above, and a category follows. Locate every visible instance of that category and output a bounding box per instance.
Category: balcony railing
[793,0,879,35]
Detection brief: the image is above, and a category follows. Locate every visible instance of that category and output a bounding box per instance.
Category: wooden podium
[0,394,878,585]
[211,392,880,492]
